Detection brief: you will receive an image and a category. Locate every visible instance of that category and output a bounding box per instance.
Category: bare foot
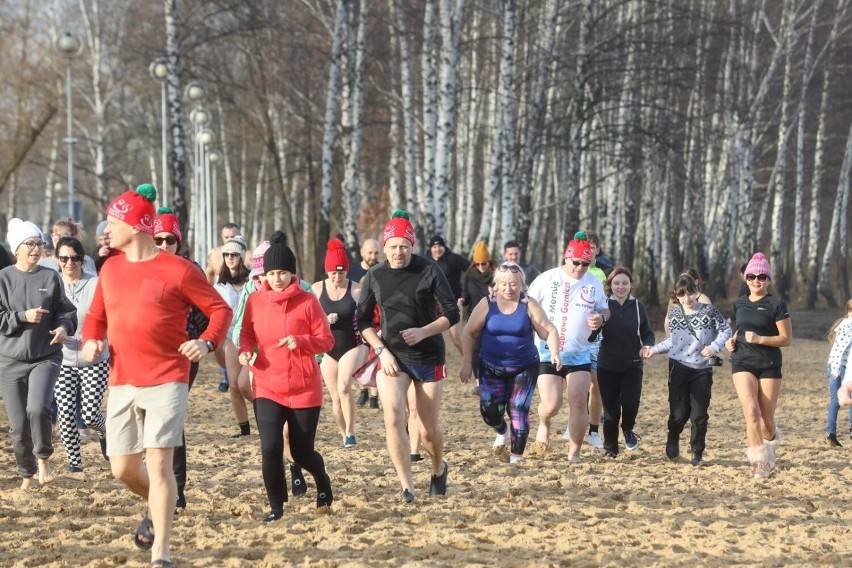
[37,459,55,485]
[20,477,35,490]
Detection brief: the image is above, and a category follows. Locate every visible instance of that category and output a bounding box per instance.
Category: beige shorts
[106,382,188,455]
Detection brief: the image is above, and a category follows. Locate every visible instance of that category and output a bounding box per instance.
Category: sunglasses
[497,263,522,273]
[746,273,769,282]
[223,252,242,259]
[154,236,178,246]
[58,255,83,264]
[571,260,591,267]
[474,262,490,268]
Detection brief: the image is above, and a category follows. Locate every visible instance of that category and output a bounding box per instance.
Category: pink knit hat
[745,252,771,279]
[250,241,270,278]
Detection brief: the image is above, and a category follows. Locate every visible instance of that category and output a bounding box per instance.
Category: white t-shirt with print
[528,266,607,366]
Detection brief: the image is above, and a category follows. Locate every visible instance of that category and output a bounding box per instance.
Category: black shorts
[538,362,592,378]
[731,363,782,379]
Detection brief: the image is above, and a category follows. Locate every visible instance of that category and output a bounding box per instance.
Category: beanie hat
[222,236,248,261]
[106,183,157,234]
[96,220,108,238]
[7,218,43,253]
[250,241,270,278]
[564,231,593,262]
[153,206,182,244]
[382,210,416,246]
[263,231,297,274]
[324,238,350,272]
[429,235,446,248]
[745,252,772,279]
[472,241,491,263]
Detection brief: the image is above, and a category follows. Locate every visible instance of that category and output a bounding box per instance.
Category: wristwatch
[204,340,215,352]
[374,346,384,356]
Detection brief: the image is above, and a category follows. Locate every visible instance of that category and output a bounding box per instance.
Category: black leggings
[667,359,713,454]
[173,361,199,494]
[597,366,643,454]
[254,398,330,512]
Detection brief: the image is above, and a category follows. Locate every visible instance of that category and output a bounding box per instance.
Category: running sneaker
[587,431,604,449]
[624,431,640,451]
[428,462,449,496]
[369,396,380,409]
[344,435,357,448]
[259,511,283,523]
[291,465,307,496]
[402,489,415,503]
[492,433,508,450]
[753,461,771,479]
[218,375,229,393]
[828,433,842,447]
[691,451,704,467]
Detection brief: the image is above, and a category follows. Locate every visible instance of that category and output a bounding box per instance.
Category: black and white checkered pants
[55,361,109,468]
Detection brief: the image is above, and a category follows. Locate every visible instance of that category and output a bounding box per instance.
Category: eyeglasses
[497,263,522,273]
[223,252,242,258]
[571,260,591,267]
[154,236,178,246]
[58,255,83,264]
[21,240,46,250]
[474,262,489,268]
[746,273,769,282]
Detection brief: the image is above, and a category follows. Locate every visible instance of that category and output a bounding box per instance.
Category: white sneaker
[492,433,508,449]
[561,425,572,441]
[587,431,604,449]
[509,454,524,464]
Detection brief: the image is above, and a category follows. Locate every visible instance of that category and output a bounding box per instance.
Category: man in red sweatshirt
[82,184,231,568]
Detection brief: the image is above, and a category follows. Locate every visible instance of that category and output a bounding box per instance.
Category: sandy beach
[2,314,852,567]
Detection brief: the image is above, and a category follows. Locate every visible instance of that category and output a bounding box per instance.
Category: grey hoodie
[61,274,108,367]
[0,266,77,362]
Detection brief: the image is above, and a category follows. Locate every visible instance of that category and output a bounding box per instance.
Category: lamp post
[185,82,207,259]
[149,58,169,206]
[207,149,222,258]
[55,31,81,220]
[198,128,216,256]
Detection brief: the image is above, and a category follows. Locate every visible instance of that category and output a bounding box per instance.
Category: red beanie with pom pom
[324,238,349,272]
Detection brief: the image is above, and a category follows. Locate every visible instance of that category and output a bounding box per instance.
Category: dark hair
[584,231,601,249]
[605,266,633,295]
[218,258,249,286]
[670,274,699,301]
[55,236,85,258]
[503,240,520,251]
[681,268,702,287]
[222,222,240,232]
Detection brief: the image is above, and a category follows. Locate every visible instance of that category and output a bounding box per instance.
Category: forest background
[2,0,852,308]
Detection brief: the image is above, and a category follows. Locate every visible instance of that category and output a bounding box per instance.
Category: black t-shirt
[730,294,789,369]
[433,250,469,298]
[348,263,368,283]
[356,254,460,365]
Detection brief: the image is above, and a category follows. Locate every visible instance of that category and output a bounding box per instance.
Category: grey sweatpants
[0,357,61,477]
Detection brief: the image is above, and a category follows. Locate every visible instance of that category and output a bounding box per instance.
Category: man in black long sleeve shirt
[428,235,467,352]
[357,212,459,502]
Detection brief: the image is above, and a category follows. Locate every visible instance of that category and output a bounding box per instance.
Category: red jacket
[239,278,333,408]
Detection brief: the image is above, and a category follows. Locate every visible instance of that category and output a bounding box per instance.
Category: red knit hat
[564,231,593,262]
[106,183,157,234]
[324,238,349,272]
[153,206,182,244]
[382,210,416,246]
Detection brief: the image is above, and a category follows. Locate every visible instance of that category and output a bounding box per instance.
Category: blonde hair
[828,299,852,344]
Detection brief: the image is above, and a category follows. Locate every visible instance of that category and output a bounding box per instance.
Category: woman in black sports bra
[312,239,366,448]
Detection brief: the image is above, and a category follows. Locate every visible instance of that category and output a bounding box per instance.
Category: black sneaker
[624,431,640,451]
[259,510,283,523]
[429,461,449,496]
[691,451,704,466]
[291,465,307,496]
[410,453,423,462]
[316,474,333,510]
[666,432,680,460]
[176,491,187,509]
[828,433,843,447]
[370,396,379,409]
[356,389,369,407]
[99,437,109,462]
[68,465,83,473]
[218,375,229,393]
[402,489,415,503]
[604,450,617,459]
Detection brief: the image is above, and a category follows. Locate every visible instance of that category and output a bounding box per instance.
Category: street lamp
[149,58,169,205]
[190,104,210,261]
[198,128,215,257]
[55,30,82,221]
[207,149,222,256]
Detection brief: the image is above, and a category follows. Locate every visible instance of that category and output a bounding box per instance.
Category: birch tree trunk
[341,0,367,253]
[164,0,189,232]
[216,98,236,224]
[819,115,852,307]
[498,0,517,245]
[395,0,418,215]
[418,0,440,241]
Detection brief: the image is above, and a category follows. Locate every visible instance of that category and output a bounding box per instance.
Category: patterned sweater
[650,303,732,370]
[828,317,852,380]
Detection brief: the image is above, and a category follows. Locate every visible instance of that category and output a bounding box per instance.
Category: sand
[2,324,852,567]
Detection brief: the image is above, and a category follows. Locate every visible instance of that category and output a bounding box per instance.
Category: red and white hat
[106,183,157,235]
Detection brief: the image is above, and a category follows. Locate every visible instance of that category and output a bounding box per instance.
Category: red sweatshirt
[239,278,333,409]
[82,251,232,387]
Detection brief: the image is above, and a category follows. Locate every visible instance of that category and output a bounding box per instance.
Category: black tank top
[320,280,359,359]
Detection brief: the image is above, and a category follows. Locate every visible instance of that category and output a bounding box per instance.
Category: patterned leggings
[55,361,109,468]
[478,359,539,455]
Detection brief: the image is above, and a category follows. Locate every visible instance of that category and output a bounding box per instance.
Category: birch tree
[164,0,189,231]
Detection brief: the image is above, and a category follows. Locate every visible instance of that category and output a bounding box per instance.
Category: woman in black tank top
[311,239,368,448]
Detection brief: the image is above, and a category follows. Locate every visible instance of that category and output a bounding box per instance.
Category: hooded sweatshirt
[239,278,334,408]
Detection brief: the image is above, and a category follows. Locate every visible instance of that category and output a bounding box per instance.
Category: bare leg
[224,340,248,424]
[237,365,253,401]
[414,381,444,475]
[337,345,367,437]
[145,447,176,563]
[320,356,346,440]
[732,372,764,447]
[757,378,782,440]
[407,381,422,456]
[377,371,415,493]
[534,374,564,444]
[565,371,592,461]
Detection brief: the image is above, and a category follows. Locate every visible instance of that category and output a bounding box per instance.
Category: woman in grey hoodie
[0,218,76,489]
[54,237,109,472]
[642,274,731,467]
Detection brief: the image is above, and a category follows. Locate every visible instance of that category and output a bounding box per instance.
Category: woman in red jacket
[238,234,335,522]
